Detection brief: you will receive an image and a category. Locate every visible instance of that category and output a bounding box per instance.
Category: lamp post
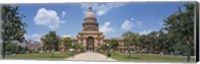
[72,43,75,57]
[2,39,5,58]
[106,43,110,57]
[186,41,190,62]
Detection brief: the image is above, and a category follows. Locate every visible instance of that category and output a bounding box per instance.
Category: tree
[72,43,82,52]
[122,31,140,57]
[163,3,194,62]
[108,39,119,50]
[41,31,59,57]
[139,34,151,53]
[147,31,160,53]
[16,45,23,53]
[99,44,108,52]
[157,30,178,54]
[1,5,27,58]
[62,37,72,50]
[5,42,17,52]
[24,46,28,51]
[123,31,140,47]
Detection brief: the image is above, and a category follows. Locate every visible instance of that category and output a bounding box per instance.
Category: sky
[12,2,187,42]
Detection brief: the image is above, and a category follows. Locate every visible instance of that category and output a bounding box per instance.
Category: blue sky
[13,2,186,42]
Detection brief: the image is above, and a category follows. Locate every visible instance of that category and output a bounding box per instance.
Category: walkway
[64,51,117,61]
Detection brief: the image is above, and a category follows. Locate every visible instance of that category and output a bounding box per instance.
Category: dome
[82,7,99,32]
[85,12,96,19]
[84,7,96,20]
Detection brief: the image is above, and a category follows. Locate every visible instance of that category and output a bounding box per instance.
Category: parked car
[182,52,188,56]
[5,52,12,55]
[18,51,26,54]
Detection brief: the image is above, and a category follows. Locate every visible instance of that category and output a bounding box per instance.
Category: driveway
[64,51,117,61]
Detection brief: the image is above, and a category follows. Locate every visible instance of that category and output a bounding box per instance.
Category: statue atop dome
[82,7,99,32]
[88,7,92,12]
[84,7,96,20]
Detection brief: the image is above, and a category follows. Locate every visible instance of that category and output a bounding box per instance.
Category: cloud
[25,34,43,42]
[99,22,114,34]
[139,29,154,35]
[130,17,135,21]
[60,20,67,23]
[81,3,125,16]
[61,11,66,18]
[121,20,133,31]
[62,34,72,37]
[34,8,61,30]
[97,9,106,16]
[121,18,143,31]
[135,21,142,27]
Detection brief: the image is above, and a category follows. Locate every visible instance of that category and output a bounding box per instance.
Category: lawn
[5,52,78,60]
[102,51,196,62]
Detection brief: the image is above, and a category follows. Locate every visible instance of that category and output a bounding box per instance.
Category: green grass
[5,52,78,60]
[102,51,196,62]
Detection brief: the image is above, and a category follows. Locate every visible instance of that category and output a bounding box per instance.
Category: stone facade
[75,7,104,51]
[74,7,124,51]
[57,7,125,51]
[27,40,43,52]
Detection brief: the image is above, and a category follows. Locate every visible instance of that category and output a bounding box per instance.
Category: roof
[104,37,124,40]
[85,12,96,19]
[84,7,96,21]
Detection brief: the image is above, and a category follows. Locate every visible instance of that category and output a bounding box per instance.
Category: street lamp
[106,43,110,57]
[72,43,74,47]
[106,43,109,47]
[186,41,190,62]
[72,43,75,57]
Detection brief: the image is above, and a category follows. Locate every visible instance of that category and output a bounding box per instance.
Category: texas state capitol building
[43,7,125,51]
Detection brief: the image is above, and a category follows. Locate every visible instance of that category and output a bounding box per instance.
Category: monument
[51,7,125,51]
[76,7,105,51]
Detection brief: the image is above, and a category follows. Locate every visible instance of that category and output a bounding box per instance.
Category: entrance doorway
[86,37,94,51]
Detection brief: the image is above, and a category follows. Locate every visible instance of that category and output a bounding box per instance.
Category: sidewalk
[64,51,117,61]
